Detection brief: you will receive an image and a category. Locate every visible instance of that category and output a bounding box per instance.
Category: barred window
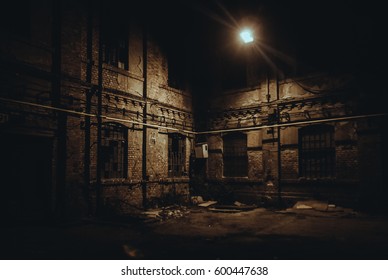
[223,133,248,177]
[168,133,186,177]
[101,123,128,179]
[299,124,335,179]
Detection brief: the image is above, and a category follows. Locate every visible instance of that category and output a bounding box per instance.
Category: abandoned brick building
[0,0,387,222]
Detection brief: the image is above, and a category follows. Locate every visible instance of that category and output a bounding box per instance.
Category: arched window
[101,123,128,179]
[223,133,248,177]
[299,124,335,179]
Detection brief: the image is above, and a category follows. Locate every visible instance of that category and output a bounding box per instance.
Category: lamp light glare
[240,29,254,43]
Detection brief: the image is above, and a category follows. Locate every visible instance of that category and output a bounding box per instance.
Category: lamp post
[239,27,282,207]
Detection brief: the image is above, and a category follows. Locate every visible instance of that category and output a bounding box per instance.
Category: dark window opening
[168,133,186,177]
[223,133,248,177]
[167,50,186,90]
[299,124,335,179]
[101,123,128,179]
[101,15,129,70]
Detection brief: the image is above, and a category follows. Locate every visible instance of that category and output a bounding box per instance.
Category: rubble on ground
[143,205,190,221]
[293,200,332,211]
[191,196,204,205]
[198,201,218,207]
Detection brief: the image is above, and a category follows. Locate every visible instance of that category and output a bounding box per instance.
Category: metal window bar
[168,134,186,177]
[223,133,248,177]
[299,125,335,179]
[101,123,128,179]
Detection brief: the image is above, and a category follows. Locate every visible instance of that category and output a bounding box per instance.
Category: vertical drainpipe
[141,23,148,209]
[266,72,270,103]
[276,73,282,205]
[52,0,67,220]
[96,3,103,215]
[84,0,93,215]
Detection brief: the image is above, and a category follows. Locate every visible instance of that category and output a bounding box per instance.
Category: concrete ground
[3,201,388,260]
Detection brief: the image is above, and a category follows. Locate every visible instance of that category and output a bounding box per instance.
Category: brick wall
[205,74,365,203]
[0,2,194,219]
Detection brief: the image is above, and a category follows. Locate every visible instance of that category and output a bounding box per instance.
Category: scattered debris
[142,205,190,221]
[234,201,245,207]
[198,201,218,207]
[143,210,161,219]
[295,203,313,210]
[210,203,257,212]
[191,196,204,205]
[293,200,328,211]
[290,200,353,214]
[266,180,274,187]
[208,207,242,213]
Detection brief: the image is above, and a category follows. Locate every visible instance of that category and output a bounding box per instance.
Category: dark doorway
[0,133,52,223]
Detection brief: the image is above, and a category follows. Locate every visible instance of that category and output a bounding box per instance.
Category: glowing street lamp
[239,28,254,44]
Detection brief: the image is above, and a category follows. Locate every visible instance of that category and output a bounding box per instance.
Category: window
[102,16,129,70]
[168,133,186,177]
[223,133,248,177]
[167,50,186,90]
[299,124,335,179]
[101,123,128,179]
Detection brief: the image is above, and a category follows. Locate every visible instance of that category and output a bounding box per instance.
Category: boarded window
[223,133,248,177]
[168,133,186,177]
[299,124,335,179]
[101,123,128,179]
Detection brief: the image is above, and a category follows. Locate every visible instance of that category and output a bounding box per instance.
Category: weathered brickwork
[204,73,382,206]
[1,1,386,219]
[0,1,193,219]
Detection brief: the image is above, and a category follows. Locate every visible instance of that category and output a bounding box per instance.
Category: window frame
[223,133,248,177]
[101,18,129,70]
[168,133,186,177]
[101,122,128,179]
[298,124,335,179]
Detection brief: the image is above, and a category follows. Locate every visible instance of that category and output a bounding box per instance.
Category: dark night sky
[139,0,386,96]
[3,0,386,101]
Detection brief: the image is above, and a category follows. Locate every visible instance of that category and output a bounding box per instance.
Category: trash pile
[293,200,337,211]
[191,196,257,212]
[143,205,190,221]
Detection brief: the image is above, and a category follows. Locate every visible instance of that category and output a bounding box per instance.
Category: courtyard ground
[2,200,388,260]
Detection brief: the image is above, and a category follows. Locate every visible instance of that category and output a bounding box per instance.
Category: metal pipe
[276,73,282,205]
[96,3,103,215]
[1,97,386,135]
[0,97,195,134]
[141,23,148,209]
[52,0,67,220]
[84,0,93,215]
[197,113,387,135]
[0,97,95,116]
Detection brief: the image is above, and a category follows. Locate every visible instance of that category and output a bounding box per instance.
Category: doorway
[0,133,53,223]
